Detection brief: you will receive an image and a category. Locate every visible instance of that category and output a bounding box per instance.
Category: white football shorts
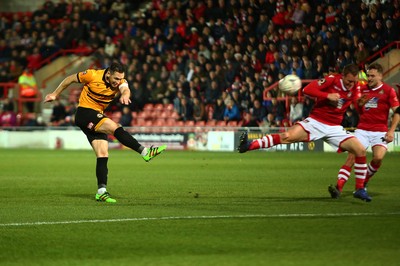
[354,129,388,150]
[297,117,355,152]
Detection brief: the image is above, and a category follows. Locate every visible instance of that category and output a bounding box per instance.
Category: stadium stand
[0,0,399,129]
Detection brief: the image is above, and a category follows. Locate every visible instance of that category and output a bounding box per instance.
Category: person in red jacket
[329,63,400,199]
[237,64,372,202]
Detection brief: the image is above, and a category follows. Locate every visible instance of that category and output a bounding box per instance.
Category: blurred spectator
[266,97,286,122]
[289,97,303,124]
[53,0,68,19]
[1,97,14,112]
[339,50,354,71]
[18,68,38,112]
[119,106,132,127]
[159,78,173,103]
[292,4,305,25]
[205,79,221,105]
[241,111,259,127]
[302,57,317,79]
[27,47,43,70]
[65,101,77,117]
[290,60,304,79]
[263,113,278,131]
[212,97,225,121]
[23,113,46,127]
[223,98,240,122]
[50,99,66,125]
[9,59,23,81]
[354,41,369,64]
[151,80,166,104]
[302,97,314,120]
[186,27,200,49]
[104,36,116,57]
[366,30,384,53]
[251,99,267,124]
[0,100,17,126]
[111,0,126,19]
[384,19,399,43]
[173,89,185,115]
[192,97,205,122]
[130,80,147,112]
[178,97,193,121]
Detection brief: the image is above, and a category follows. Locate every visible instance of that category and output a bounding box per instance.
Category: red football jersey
[356,83,399,132]
[303,74,358,125]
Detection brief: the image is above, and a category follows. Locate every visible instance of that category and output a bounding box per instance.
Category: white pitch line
[1,212,400,227]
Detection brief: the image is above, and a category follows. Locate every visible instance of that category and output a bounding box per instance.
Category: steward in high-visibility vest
[18,69,38,97]
[358,70,368,85]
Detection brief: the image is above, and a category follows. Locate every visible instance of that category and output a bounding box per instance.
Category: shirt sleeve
[303,76,335,99]
[77,69,95,84]
[389,87,400,108]
[118,79,129,90]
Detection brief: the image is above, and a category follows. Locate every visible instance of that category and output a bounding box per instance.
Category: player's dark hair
[109,62,126,75]
[342,64,359,76]
[395,106,400,115]
[367,63,383,74]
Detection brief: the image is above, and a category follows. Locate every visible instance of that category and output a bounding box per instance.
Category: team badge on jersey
[97,113,104,118]
[317,78,326,86]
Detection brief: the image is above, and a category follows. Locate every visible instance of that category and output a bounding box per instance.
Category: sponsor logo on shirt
[337,98,346,109]
[365,97,378,109]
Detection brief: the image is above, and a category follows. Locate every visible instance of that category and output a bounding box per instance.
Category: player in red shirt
[238,64,372,202]
[329,63,400,200]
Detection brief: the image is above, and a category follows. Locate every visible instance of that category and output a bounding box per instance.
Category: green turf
[1,149,399,266]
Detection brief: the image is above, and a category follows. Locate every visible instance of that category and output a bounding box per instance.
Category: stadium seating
[2,0,394,131]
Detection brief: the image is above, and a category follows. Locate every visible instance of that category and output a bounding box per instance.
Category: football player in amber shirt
[237,64,372,202]
[44,62,166,203]
[333,63,400,197]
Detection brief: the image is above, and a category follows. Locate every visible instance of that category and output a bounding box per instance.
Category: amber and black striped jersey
[77,68,128,112]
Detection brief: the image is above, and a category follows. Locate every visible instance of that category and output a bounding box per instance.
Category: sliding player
[238,64,372,202]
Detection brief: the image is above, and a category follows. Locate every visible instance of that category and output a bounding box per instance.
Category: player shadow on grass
[65,193,133,202]
[63,191,382,204]
[64,193,93,200]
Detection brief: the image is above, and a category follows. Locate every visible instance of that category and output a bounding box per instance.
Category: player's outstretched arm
[44,74,79,103]
[119,86,131,105]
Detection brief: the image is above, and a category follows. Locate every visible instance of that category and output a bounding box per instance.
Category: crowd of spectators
[0,0,399,128]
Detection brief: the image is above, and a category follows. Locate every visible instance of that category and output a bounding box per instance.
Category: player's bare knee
[355,149,366,157]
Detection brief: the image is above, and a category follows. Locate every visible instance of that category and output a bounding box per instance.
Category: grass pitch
[0,149,399,266]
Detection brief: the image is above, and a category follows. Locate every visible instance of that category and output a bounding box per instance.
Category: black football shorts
[75,107,108,143]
